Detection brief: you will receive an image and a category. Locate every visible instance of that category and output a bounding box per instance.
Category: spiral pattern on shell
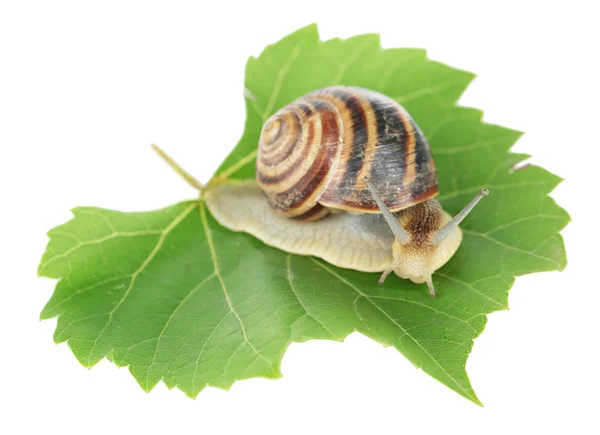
[256,86,438,221]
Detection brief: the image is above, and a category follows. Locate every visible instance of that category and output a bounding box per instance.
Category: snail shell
[256,86,439,221]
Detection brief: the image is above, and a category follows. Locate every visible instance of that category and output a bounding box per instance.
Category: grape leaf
[38,24,569,405]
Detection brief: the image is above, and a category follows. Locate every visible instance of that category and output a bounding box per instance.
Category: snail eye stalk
[364,177,410,245]
[431,189,489,246]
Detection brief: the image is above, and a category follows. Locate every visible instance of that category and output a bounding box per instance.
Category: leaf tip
[297,22,319,37]
[463,387,484,407]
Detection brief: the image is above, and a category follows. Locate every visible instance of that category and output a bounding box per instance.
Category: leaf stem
[151,144,204,192]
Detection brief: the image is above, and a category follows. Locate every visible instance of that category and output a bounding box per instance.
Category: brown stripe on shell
[289,202,330,222]
[273,136,335,212]
[410,120,438,201]
[257,103,319,183]
[257,118,315,185]
[256,97,342,219]
[265,100,339,215]
[307,87,371,206]
[260,117,284,147]
[354,94,379,196]
[366,94,408,205]
[336,93,370,199]
[317,86,438,212]
[398,104,418,191]
[262,104,323,193]
[259,110,300,165]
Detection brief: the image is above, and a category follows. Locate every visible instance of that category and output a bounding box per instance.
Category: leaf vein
[146,273,217,389]
[199,204,274,371]
[435,272,507,310]
[262,46,302,121]
[484,214,565,235]
[192,312,231,393]
[40,229,165,273]
[286,255,335,337]
[463,229,563,268]
[84,204,198,366]
[310,258,476,402]
[367,295,478,333]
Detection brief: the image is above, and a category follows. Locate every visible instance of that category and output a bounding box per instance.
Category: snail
[154,86,488,297]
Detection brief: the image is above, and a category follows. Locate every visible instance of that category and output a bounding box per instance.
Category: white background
[1,1,598,434]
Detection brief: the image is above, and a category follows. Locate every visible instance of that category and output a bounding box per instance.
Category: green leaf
[38,24,569,405]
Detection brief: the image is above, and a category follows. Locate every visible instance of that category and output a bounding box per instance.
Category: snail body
[207,179,463,278]
[251,86,488,296]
